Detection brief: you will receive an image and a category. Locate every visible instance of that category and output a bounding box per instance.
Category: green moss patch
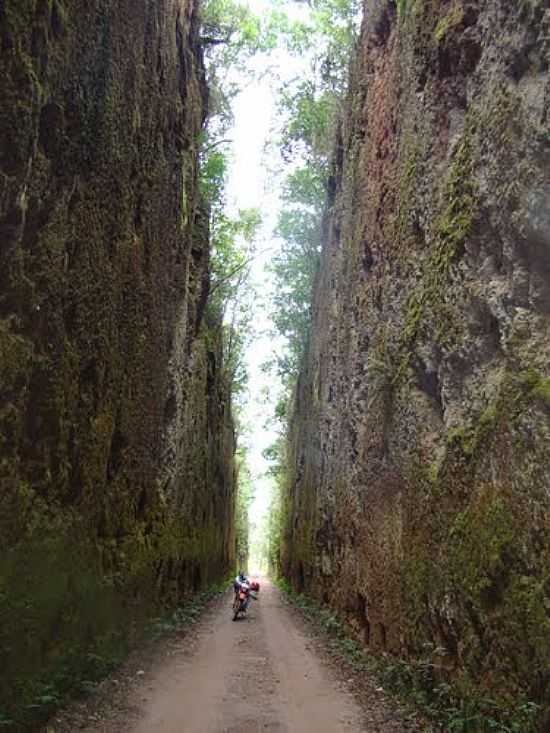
[434,4,464,44]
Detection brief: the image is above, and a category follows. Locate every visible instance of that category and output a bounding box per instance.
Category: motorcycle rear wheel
[233,600,247,621]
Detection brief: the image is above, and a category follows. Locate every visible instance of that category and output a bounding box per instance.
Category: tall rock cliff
[284,0,550,718]
[0,0,235,718]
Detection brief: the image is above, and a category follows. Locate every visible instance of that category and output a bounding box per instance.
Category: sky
[224,2,311,532]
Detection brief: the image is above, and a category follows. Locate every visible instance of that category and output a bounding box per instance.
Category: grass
[275,579,539,733]
[146,581,229,639]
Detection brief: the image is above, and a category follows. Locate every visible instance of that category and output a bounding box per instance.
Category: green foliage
[201,0,263,48]
[262,0,360,382]
[434,4,464,43]
[200,147,228,205]
[235,449,256,569]
[198,0,271,583]
[279,82,338,166]
[397,0,410,17]
[261,0,361,588]
[208,206,259,310]
[148,581,229,639]
[200,142,261,398]
[200,0,276,132]
[249,436,287,574]
[266,151,324,379]
[269,232,320,376]
[201,0,360,384]
[250,506,280,574]
[518,369,550,405]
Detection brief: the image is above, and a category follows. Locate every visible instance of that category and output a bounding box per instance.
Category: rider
[233,570,252,609]
[233,570,248,595]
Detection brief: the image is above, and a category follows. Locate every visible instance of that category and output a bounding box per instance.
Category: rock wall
[0,0,235,720]
[283,0,550,719]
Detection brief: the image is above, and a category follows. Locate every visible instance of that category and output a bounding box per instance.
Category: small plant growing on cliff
[396,0,409,17]
[434,4,464,44]
[0,713,14,728]
[199,138,262,397]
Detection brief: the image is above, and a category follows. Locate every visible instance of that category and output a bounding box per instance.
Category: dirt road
[55,581,413,733]
[131,581,364,732]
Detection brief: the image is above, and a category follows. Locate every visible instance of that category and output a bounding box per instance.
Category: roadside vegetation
[1,583,229,731]
[276,580,540,733]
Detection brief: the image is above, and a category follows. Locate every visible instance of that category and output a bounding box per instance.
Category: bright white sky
[224,1,310,530]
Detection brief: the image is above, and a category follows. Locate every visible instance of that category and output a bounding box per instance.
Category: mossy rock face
[0,0,236,724]
[283,0,550,726]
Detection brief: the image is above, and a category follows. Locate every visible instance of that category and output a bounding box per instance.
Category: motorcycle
[232,583,257,621]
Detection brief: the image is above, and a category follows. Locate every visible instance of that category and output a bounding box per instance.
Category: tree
[198,0,363,572]
[234,449,256,570]
[265,0,361,381]
[200,140,261,399]
[261,0,362,571]
[200,0,278,135]
[254,435,288,576]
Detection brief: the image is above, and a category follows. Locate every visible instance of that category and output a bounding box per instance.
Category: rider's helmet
[238,571,247,582]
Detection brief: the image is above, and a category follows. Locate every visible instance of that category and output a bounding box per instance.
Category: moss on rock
[0,0,236,726]
[282,0,550,727]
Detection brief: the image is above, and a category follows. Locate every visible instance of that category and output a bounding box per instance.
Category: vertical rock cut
[0,0,235,716]
[284,0,550,718]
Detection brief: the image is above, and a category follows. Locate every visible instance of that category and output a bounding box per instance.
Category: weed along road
[57,581,414,732]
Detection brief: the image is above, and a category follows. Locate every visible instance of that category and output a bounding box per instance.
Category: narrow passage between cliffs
[52,581,417,733]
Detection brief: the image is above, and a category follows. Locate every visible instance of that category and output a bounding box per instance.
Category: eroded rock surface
[0,0,235,718]
[283,0,550,721]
